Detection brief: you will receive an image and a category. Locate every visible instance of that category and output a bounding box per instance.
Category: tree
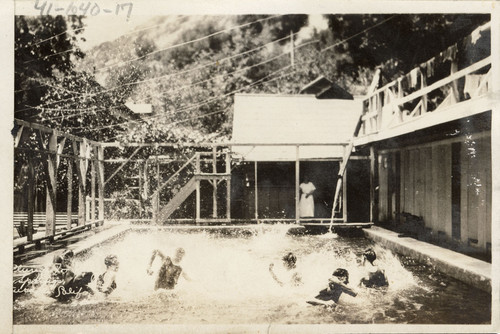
[15,15,85,120]
[324,14,490,83]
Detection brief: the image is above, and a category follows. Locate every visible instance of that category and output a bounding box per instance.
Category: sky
[79,14,329,51]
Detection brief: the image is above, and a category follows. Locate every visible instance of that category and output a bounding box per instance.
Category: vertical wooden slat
[295,146,300,223]
[212,148,217,218]
[156,153,160,223]
[342,168,347,222]
[400,150,406,216]
[196,153,201,221]
[226,152,231,220]
[431,145,440,232]
[369,146,378,222]
[460,142,469,244]
[407,149,415,215]
[484,135,492,248]
[415,149,425,217]
[97,146,105,221]
[72,140,86,226]
[424,147,433,228]
[27,159,34,242]
[476,136,487,248]
[138,161,143,217]
[67,159,73,229]
[254,160,258,221]
[443,144,452,236]
[377,154,387,222]
[45,131,57,237]
[91,147,96,221]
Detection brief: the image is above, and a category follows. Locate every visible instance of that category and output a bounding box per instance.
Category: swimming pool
[13,225,490,324]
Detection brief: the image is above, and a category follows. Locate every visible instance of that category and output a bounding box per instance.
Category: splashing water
[13,226,490,324]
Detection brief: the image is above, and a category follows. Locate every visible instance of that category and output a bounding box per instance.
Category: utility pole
[290,31,295,67]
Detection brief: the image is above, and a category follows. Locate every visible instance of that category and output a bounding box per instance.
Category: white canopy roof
[231,94,361,161]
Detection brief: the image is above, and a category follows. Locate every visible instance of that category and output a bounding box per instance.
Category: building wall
[377,131,491,251]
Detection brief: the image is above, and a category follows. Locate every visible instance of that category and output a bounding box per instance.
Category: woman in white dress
[299,177,316,218]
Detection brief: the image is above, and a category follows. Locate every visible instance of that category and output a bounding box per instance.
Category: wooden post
[27,158,34,242]
[72,140,87,226]
[295,145,300,223]
[45,131,57,237]
[254,159,258,222]
[138,161,143,217]
[212,147,217,218]
[370,146,378,223]
[196,153,201,221]
[290,31,295,67]
[97,146,105,221]
[226,152,231,220]
[67,159,73,229]
[91,147,96,221]
[342,167,347,222]
[143,160,149,200]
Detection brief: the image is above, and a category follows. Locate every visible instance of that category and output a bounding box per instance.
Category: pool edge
[363,226,491,293]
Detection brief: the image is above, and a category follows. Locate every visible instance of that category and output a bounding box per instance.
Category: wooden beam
[196,153,201,221]
[66,159,73,230]
[72,140,86,226]
[295,145,300,223]
[100,142,350,148]
[45,131,57,237]
[14,125,24,148]
[212,147,217,218]
[342,167,347,222]
[254,160,258,221]
[369,146,378,223]
[91,152,96,221]
[226,152,231,220]
[27,159,35,242]
[104,146,142,186]
[97,146,105,221]
[14,118,101,145]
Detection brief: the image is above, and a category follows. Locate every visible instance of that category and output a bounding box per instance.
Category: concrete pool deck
[24,223,130,267]
[363,226,491,292]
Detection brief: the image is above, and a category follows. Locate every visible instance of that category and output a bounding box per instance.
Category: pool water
[13,225,491,324]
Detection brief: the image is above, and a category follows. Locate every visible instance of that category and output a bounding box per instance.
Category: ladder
[329,115,363,225]
[329,69,380,227]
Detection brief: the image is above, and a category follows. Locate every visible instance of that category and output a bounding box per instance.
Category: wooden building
[230,93,368,222]
[354,22,493,254]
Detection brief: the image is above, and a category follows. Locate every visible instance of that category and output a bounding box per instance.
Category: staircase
[155,177,197,223]
[151,150,231,224]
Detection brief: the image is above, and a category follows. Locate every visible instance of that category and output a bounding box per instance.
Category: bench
[14,212,79,238]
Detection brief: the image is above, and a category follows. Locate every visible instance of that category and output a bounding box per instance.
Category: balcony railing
[359,22,491,137]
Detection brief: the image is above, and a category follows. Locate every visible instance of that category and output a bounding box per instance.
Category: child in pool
[269,252,302,287]
[97,254,119,296]
[307,268,357,307]
[147,248,189,290]
[49,249,95,301]
[359,248,389,288]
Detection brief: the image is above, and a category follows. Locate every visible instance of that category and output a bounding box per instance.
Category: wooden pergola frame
[14,118,366,251]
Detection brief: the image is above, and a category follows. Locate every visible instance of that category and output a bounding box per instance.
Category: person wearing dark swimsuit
[147,248,188,290]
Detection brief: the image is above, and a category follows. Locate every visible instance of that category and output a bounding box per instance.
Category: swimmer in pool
[49,249,95,301]
[359,248,389,288]
[97,254,119,296]
[147,248,190,290]
[269,252,303,287]
[307,268,357,307]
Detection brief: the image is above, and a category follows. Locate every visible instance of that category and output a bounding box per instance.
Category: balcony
[356,22,492,145]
